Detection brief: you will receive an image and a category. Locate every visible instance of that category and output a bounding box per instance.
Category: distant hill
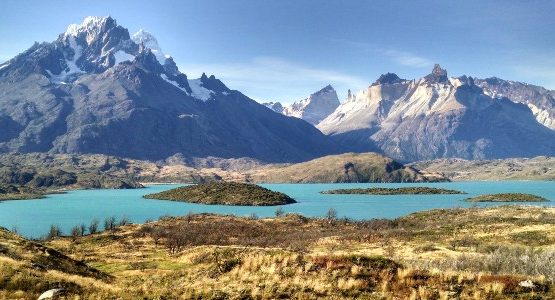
[249,152,447,183]
[410,156,555,181]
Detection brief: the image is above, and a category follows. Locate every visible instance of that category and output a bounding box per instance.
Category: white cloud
[180,56,367,103]
[334,39,434,69]
[381,49,434,68]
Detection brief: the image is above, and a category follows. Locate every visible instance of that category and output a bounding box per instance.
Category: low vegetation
[465,193,549,202]
[2,206,555,299]
[321,186,464,195]
[144,182,296,206]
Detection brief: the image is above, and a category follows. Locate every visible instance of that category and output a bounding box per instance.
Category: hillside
[250,152,447,183]
[3,206,555,298]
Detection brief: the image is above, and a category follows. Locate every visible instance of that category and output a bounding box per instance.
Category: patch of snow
[132,29,169,65]
[188,79,214,101]
[47,36,84,84]
[113,50,135,65]
[161,74,188,94]
[0,63,9,70]
[178,113,197,119]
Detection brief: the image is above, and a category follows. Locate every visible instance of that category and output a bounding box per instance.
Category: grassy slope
[321,187,465,195]
[144,182,296,206]
[250,152,447,183]
[0,228,113,299]
[2,206,555,298]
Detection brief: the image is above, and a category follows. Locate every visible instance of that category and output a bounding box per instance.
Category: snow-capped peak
[64,16,115,40]
[132,29,170,65]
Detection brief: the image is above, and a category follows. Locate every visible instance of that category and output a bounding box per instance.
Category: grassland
[321,187,465,195]
[2,206,555,299]
[144,182,296,206]
[465,193,549,202]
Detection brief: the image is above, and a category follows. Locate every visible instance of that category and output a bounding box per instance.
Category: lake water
[1,181,554,238]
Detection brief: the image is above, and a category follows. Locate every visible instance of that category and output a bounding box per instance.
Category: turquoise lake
[1,181,554,238]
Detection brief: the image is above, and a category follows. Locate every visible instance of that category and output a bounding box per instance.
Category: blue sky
[1,0,554,103]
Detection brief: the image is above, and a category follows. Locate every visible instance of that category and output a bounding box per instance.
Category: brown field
[2,205,555,299]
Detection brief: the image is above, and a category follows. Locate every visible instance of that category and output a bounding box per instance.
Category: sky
[1,0,554,103]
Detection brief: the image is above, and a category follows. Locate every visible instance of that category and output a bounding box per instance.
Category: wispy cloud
[381,49,434,68]
[335,39,434,69]
[180,56,367,103]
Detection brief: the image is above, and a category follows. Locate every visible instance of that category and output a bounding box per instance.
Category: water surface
[1,181,553,238]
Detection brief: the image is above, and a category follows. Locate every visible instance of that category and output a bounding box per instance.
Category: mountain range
[316,65,555,161]
[0,16,341,163]
[1,16,554,163]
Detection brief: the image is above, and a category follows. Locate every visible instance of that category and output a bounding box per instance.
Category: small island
[321,187,465,195]
[144,182,296,206]
[0,185,45,201]
[464,193,549,202]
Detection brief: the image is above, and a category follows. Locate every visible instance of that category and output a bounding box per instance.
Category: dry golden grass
[2,205,555,299]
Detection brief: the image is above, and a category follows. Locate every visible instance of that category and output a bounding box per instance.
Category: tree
[70,225,82,240]
[104,216,117,231]
[79,223,87,236]
[88,219,99,234]
[275,207,285,217]
[46,224,62,240]
[326,208,337,223]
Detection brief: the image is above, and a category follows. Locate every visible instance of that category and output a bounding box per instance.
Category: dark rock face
[424,64,448,84]
[0,16,342,163]
[372,73,403,86]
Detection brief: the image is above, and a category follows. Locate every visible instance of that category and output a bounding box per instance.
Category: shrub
[88,219,99,234]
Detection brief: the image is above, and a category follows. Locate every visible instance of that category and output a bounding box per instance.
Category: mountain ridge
[317,65,555,162]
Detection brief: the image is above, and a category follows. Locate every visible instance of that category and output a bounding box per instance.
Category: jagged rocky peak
[282,84,340,125]
[372,72,404,86]
[62,16,130,47]
[424,64,448,84]
[131,29,170,65]
[199,73,229,93]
